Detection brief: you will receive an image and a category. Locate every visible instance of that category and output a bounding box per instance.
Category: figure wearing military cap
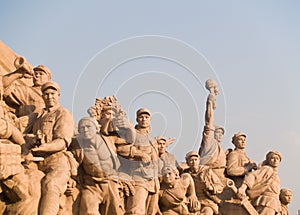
[2,62,52,116]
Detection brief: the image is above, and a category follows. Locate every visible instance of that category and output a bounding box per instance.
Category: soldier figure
[183,151,223,215]
[226,132,257,188]
[198,79,226,179]
[117,108,160,215]
[279,188,292,215]
[238,150,282,215]
[2,63,52,117]
[28,81,75,215]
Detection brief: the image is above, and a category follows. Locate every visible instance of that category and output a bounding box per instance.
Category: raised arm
[205,95,215,128]
[2,61,33,89]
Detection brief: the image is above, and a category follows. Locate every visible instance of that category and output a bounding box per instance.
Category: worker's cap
[266,150,282,161]
[185,151,200,161]
[156,136,167,142]
[214,125,225,134]
[33,65,52,79]
[232,132,246,143]
[136,108,151,117]
[41,81,60,93]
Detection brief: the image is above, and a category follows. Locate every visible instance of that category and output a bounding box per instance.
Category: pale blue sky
[1,1,300,213]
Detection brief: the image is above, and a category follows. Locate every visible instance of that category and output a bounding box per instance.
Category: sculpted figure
[117,108,160,215]
[226,132,257,188]
[198,79,226,179]
[0,124,43,215]
[279,188,292,215]
[76,117,124,215]
[238,150,282,215]
[183,151,223,215]
[220,132,257,215]
[156,136,180,173]
[159,166,200,215]
[2,60,52,117]
[0,166,44,215]
[25,81,76,215]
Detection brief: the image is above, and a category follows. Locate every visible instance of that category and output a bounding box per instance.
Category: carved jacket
[244,165,281,212]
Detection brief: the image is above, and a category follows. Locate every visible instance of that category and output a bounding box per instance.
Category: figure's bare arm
[182,173,197,196]
[31,138,66,153]
[182,173,200,212]
[117,144,151,163]
[205,97,214,128]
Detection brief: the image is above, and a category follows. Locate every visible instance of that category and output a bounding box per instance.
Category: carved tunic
[183,166,223,214]
[32,105,74,148]
[31,104,75,215]
[125,129,160,215]
[199,125,226,178]
[226,149,252,187]
[244,165,281,213]
[129,130,160,192]
[159,152,179,175]
[280,204,289,215]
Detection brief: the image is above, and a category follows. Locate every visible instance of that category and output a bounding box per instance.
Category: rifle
[226,179,259,215]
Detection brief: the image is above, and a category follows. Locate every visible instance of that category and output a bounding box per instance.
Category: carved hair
[161,166,180,179]
[205,79,218,90]
[266,150,282,162]
[280,188,292,204]
[78,117,99,130]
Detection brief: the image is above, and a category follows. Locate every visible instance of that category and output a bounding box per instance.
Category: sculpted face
[157,139,167,155]
[101,109,115,120]
[136,113,151,128]
[187,156,200,170]
[42,88,60,108]
[281,191,292,204]
[79,119,98,140]
[33,70,50,86]
[268,153,281,168]
[214,129,224,143]
[234,136,246,149]
[162,170,176,184]
[99,109,116,134]
[87,108,97,118]
[214,87,219,95]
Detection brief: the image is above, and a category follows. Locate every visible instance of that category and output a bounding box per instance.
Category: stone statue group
[0,53,293,215]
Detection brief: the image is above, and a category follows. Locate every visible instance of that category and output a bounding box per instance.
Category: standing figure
[238,150,282,215]
[29,81,75,215]
[183,151,223,215]
[117,108,160,215]
[198,79,226,179]
[159,166,200,215]
[279,188,292,215]
[76,117,124,215]
[2,63,52,117]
